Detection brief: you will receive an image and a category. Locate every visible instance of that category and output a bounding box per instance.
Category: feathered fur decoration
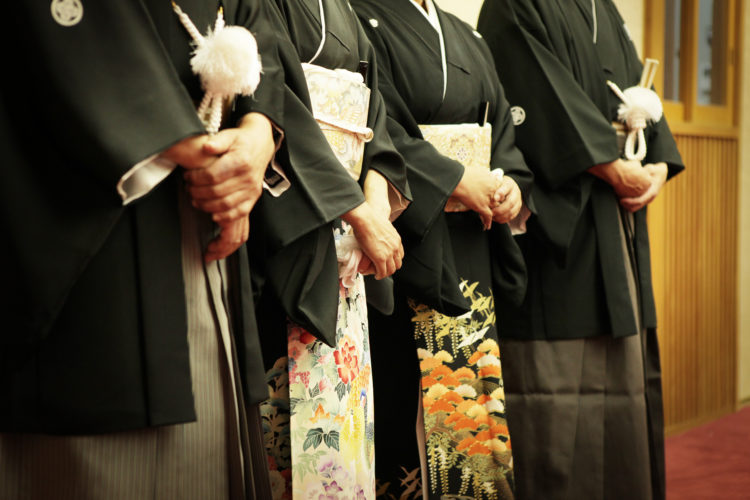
[608,82,663,161]
[172,3,262,133]
[606,59,663,161]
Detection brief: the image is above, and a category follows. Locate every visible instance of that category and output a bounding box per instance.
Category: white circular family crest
[510,106,526,126]
[51,0,84,27]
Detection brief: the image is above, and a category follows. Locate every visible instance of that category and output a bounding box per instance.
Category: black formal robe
[353,0,534,314]
[250,0,411,345]
[352,0,534,497]
[0,0,290,434]
[478,0,685,340]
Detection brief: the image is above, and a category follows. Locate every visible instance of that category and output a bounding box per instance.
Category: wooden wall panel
[648,133,739,435]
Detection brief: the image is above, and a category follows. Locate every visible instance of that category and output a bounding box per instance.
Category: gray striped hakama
[0,189,251,500]
[501,208,663,500]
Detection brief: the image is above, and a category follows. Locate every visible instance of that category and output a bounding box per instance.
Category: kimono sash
[418,122,492,211]
[301,63,373,181]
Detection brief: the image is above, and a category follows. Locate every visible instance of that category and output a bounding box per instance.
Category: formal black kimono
[477,1,684,499]
[0,1,308,498]
[352,0,534,498]
[256,1,410,498]
[0,0,286,436]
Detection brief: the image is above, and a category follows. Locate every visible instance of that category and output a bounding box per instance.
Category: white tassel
[172,3,262,133]
[607,81,663,161]
[334,224,363,288]
[190,25,262,97]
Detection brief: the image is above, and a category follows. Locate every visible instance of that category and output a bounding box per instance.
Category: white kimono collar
[407,0,447,100]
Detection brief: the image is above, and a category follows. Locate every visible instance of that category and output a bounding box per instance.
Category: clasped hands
[163,112,275,262]
[589,159,668,212]
[447,167,523,230]
[342,169,404,280]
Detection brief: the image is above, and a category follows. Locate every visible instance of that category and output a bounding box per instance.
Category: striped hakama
[0,189,256,500]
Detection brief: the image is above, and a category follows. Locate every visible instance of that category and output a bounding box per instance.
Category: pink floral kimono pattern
[263,276,375,500]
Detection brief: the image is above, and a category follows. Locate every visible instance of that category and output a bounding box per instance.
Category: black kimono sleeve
[252,34,366,249]
[477,41,535,307]
[477,0,620,255]
[483,43,535,206]
[478,0,621,190]
[355,19,411,205]
[2,3,206,343]
[356,9,465,242]
[230,0,286,129]
[248,35,368,345]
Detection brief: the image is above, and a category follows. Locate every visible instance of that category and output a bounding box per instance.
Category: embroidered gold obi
[418,122,493,211]
[302,63,374,181]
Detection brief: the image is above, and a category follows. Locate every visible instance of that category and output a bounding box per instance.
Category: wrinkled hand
[357,254,375,276]
[449,167,503,230]
[491,176,522,224]
[172,113,275,261]
[342,201,404,280]
[204,217,250,263]
[589,159,651,199]
[619,162,668,213]
[162,134,215,169]
[184,112,275,223]
[363,169,392,220]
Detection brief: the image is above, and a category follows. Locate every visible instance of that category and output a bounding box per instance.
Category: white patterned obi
[419,122,494,212]
[302,63,374,181]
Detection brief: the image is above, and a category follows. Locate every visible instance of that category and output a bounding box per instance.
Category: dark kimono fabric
[477,1,685,498]
[256,1,411,497]
[354,0,534,316]
[478,0,685,341]
[352,0,534,497]
[251,0,411,351]
[0,0,285,434]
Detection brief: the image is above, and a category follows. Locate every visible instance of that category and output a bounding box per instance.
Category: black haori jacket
[0,0,287,434]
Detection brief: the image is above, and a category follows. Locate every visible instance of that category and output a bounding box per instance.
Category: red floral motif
[290,370,310,387]
[299,330,317,345]
[333,337,360,384]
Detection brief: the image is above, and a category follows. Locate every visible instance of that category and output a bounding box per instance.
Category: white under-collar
[408,0,447,100]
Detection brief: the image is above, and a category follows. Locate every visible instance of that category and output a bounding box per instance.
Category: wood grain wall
[648,132,739,435]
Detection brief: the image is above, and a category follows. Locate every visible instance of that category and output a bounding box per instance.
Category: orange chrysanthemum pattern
[409,280,514,500]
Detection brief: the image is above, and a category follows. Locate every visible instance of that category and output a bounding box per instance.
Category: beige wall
[612,0,644,54]
[739,7,750,404]
[437,0,644,52]
[435,0,483,26]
